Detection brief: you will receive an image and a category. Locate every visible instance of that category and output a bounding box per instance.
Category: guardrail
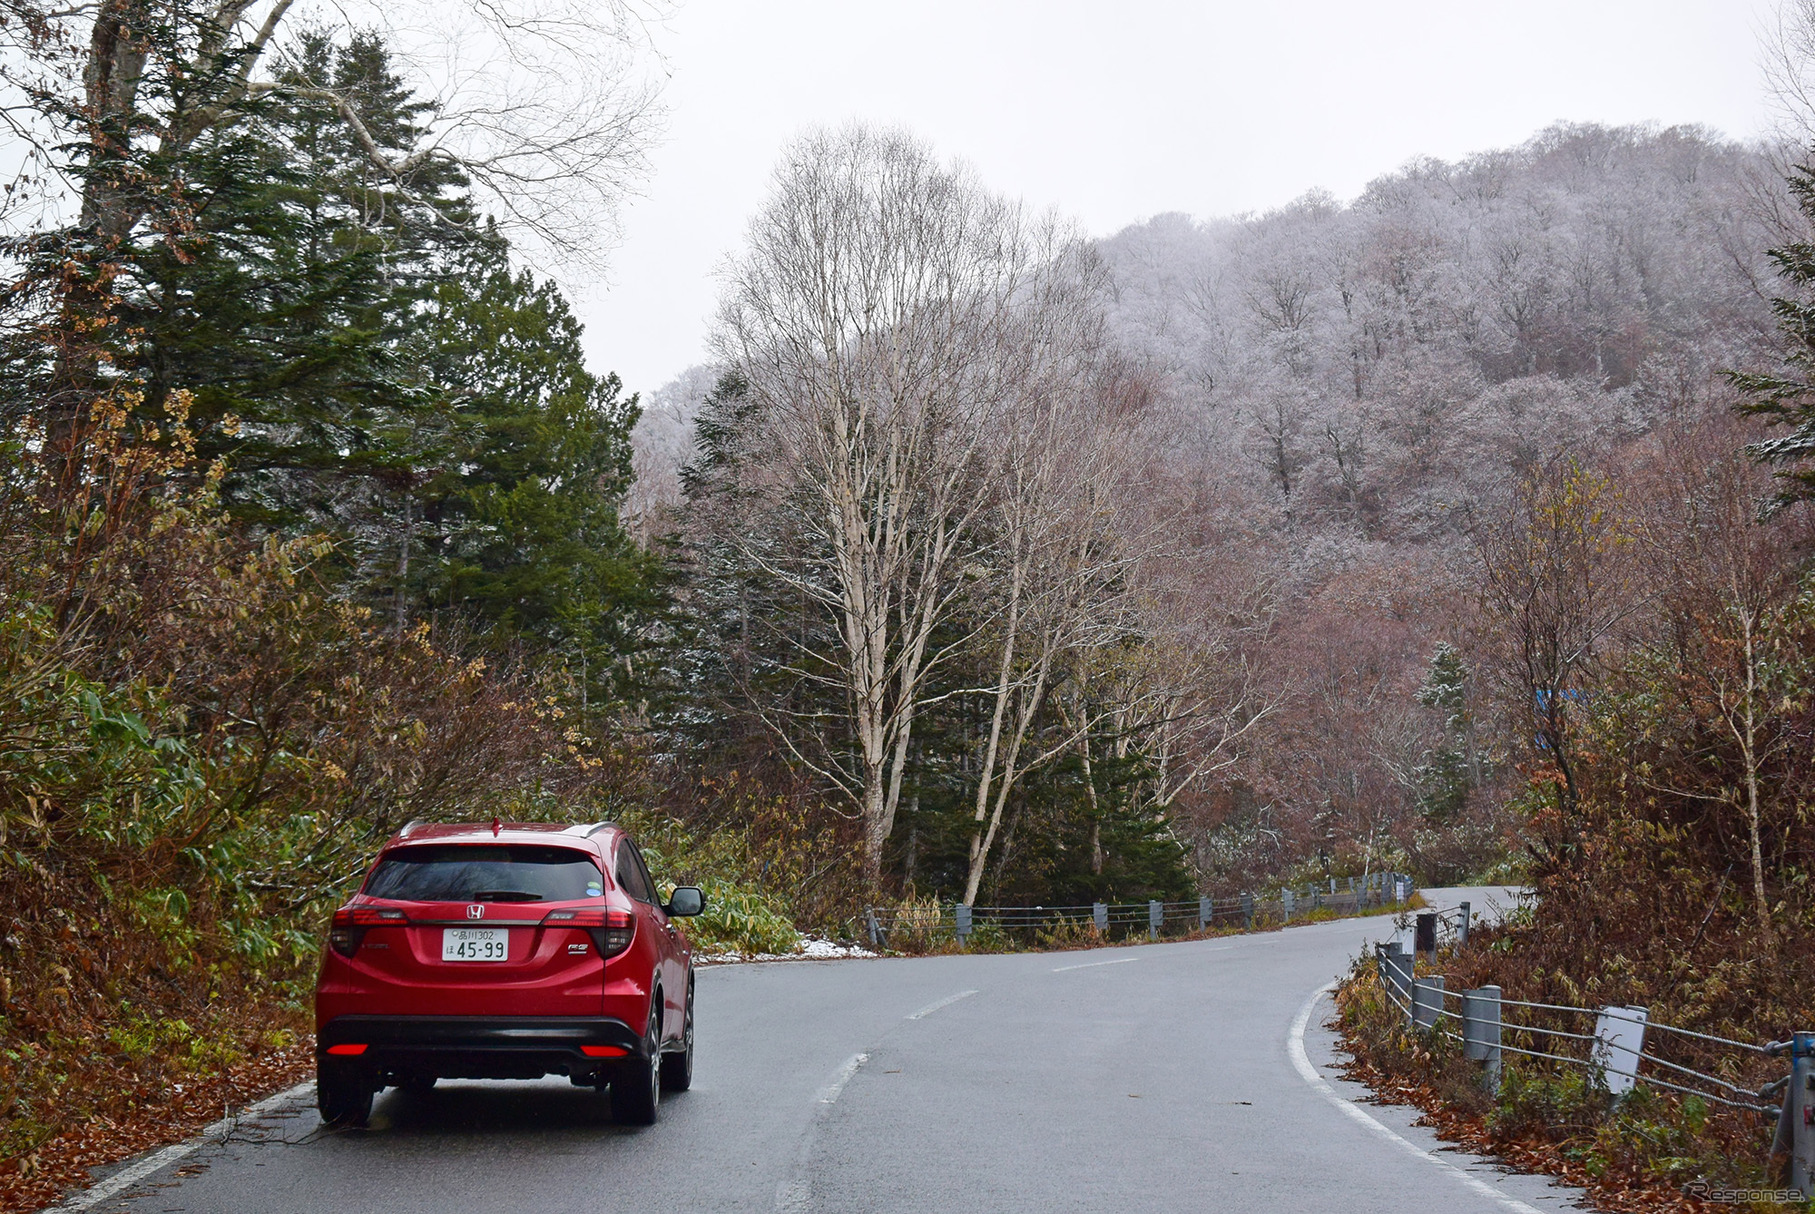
[1374,909,1814,1197]
[862,872,1414,950]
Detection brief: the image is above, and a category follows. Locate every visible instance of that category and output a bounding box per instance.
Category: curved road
[53,886,1584,1214]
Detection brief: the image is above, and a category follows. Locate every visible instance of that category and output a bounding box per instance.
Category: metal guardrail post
[1462,985,1502,1094]
[954,904,972,947]
[1379,941,1413,1024]
[1414,910,1437,961]
[1457,901,1470,947]
[1093,902,1107,933]
[1148,900,1162,939]
[1241,892,1254,928]
[1413,975,1445,1029]
[1197,897,1211,931]
[865,909,883,950]
[1791,1032,1815,1196]
[1282,889,1295,922]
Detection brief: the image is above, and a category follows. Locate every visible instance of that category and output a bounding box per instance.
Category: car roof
[386,821,620,851]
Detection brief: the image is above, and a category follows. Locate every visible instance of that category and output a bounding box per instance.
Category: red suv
[314,820,703,1127]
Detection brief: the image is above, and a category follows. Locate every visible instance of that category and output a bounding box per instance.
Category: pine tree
[1732,157,1815,502]
[1413,643,1475,824]
[4,21,661,702]
[407,239,658,704]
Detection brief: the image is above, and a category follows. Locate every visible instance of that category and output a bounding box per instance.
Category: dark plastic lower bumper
[317,1014,643,1081]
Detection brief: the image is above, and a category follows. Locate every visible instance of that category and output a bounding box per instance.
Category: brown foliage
[0,409,621,1183]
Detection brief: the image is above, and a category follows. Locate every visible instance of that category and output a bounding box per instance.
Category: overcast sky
[572,0,1779,398]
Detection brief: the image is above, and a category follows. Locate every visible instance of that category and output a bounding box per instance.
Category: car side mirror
[666,886,705,917]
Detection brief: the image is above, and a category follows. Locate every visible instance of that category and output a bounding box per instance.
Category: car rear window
[363,845,606,903]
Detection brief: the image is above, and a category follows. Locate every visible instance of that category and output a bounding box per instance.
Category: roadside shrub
[1035,916,1105,950]
[0,410,631,1172]
[877,896,956,954]
[1335,954,1780,1203]
[678,888,801,957]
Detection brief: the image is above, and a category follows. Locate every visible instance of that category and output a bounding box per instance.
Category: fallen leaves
[0,1040,313,1214]
[1333,1039,1718,1213]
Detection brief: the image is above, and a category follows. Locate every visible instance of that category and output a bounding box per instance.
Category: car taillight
[328,906,407,957]
[541,908,634,957]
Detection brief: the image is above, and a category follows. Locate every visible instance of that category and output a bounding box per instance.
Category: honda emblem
[466,904,485,920]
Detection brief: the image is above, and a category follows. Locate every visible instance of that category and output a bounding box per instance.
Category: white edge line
[905,989,979,1020]
[1288,982,1547,1214]
[1051,956,1140,972]
[818,1053,869,1104]
[46,1079,316,1213]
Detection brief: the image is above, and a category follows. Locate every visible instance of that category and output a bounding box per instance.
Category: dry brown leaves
[1332,1044,1717,1214]
[0,1041,313,1214]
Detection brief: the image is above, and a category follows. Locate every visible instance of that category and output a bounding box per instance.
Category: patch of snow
[697,934,876,966]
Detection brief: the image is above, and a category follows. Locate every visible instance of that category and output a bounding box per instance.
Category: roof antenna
[492,816,503,837]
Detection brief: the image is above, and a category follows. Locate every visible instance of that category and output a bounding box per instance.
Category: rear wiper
[471,890,544,902]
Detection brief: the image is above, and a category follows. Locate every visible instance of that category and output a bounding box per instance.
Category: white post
[1591,1006,1649,1097]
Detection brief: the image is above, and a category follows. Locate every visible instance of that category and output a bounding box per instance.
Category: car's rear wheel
[610,993,662,1125]
[660,975,694,1092]
[317,1061,372,1128]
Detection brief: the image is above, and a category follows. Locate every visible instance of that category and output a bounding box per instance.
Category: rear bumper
[317,1014,644,1081]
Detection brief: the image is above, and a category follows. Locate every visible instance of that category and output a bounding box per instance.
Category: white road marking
[817,1053,869,1104]
[781,1055,874,1211]
[45,1080,315,1213]
[905,989,978,1020]
[1052,956,1139,972]
[1288,983,1546,1214]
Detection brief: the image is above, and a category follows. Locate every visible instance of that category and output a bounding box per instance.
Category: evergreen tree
[1733,157,1815,503]
[407,240,659,704]
[4,21,660,702]
[81,27,471,534]
[1413,643,1475,824]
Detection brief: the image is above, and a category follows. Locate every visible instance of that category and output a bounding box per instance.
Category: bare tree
[713,125,1068,885]
[1472,454,1636,816]
[1638,430,1810,938]
[958,345,1152,904]
[1764,0,1815,145]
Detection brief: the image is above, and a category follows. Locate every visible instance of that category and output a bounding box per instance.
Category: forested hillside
[1094,121,1784,884]
[638,121,1815,1190]
[639,121,1797,899]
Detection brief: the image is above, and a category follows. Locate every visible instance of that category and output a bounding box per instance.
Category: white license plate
[442,927,509,962]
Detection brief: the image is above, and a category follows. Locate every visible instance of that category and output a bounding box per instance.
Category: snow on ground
[696,935,876,966]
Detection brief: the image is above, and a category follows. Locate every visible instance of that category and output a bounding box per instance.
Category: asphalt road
[54,886,1586,1214]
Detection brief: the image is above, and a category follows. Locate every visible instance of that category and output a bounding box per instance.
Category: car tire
[317,1061,372,1128]
[610,994,662,1126]
[659,975,694,1093]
